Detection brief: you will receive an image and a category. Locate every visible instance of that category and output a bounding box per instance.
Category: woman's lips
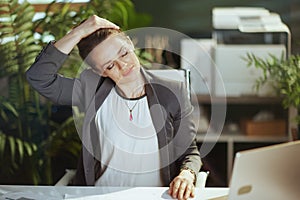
[123,66,134,76]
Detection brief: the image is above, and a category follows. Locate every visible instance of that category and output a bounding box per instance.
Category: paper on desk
[65,194,175,200]
[64,189,170,200]
[64,187,198,200]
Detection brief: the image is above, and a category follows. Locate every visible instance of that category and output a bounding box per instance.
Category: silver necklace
[125,100,140,121]
[122,87,145,121]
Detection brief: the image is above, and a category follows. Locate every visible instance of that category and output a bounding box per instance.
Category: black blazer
[26,42,202,186]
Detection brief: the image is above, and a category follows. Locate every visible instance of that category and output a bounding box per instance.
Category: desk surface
[0,185,229,200]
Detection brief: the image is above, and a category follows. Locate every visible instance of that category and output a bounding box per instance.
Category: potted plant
[244,53,300,139]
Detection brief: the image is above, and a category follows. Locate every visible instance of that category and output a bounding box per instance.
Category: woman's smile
[122,65,134,77]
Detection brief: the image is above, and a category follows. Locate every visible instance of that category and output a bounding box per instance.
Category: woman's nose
[116,59,128,69]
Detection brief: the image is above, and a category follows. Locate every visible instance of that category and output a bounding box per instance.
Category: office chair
[147,68,191,100]
[55,69,208,188]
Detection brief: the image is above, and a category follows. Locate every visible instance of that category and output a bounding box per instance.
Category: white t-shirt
[94,87,163,186]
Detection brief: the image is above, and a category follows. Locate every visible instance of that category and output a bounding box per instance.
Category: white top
[94,88,163,187]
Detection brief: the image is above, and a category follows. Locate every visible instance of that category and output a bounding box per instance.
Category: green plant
[0,0,81,185]
[0,0,45,184]
[74,0,152,31]
[244,53,300,123]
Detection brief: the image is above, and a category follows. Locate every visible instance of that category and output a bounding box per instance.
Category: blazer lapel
[142,69,171,185]
[94,77,115,110]
[82,77,114,185]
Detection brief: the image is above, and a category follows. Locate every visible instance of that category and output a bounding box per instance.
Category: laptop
[212,140,300,200]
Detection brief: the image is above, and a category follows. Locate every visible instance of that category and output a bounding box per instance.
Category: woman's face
[87,34,141,85]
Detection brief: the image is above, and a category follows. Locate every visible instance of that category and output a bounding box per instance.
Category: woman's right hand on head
[73,15,120,39]
[54,15,119,55]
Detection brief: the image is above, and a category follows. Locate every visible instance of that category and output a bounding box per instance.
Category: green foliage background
[245,53,300,123]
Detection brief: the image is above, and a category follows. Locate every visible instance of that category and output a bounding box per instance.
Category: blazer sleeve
[26,42,82,106]
[173,82,202,182]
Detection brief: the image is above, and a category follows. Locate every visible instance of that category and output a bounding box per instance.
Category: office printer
[212,7,291,97]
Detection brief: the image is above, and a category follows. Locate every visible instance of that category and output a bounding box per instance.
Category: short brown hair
[77,28,121,60]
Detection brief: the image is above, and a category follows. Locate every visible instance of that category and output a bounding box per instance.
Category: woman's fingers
[184,184,195,199]
[74,15,119,39]
[177,181,187,199]
[97,17,120,29]
[169,176,195,200]
[91,15,119,29]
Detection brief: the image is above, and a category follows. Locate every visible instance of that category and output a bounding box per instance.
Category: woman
[26,15,202,200]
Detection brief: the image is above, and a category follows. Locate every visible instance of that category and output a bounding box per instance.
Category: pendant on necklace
[129,110,133,121]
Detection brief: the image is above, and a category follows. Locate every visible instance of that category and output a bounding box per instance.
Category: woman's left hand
[168,170,195,200]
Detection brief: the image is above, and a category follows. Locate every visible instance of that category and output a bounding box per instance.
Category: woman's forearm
[54,30,82,54]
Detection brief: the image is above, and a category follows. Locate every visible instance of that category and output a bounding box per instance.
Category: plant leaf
[2,101,18,117]
[16,138,24,162]
[0,132,6,159]
[8,136,16,164]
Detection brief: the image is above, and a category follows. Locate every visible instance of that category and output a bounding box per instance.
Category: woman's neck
[116,75,145,98]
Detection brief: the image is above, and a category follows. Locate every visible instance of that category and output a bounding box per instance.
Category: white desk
[0,185,229,200]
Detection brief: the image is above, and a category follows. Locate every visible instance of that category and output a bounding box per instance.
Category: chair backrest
[147,69,191,100]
